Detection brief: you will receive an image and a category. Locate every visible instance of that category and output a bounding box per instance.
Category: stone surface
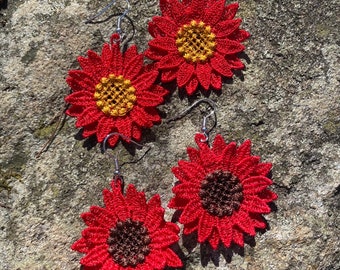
[0,0,339,269]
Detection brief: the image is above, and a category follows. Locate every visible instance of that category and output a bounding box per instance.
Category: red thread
[168,133,277,250]
[146,0,250,95]
[65,34,168,148]
[72,181,182,269]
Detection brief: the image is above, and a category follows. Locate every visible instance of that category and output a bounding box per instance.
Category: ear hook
[85,0,132,41]
[102,132,151,187]
[166,98,217,143]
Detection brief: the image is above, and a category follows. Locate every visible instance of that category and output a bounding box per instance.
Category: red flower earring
[71,133,183,269]
[167,99,277,250]
[146,0,250,95]
[65,1,168,148]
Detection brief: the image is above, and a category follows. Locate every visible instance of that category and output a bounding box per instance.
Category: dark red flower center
[94,74,137,117]
[200,170,243,217]
[176,20,216,63]
[107,218,151,267]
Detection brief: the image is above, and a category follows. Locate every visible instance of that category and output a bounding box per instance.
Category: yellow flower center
[94,74,137,117]
[176,20,216,63]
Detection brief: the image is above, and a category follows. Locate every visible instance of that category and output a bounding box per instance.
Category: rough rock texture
[0,0,339,269]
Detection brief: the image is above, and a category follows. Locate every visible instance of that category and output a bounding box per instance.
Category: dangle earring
[146,0,250,95]
[65,0,168,148]
[167,99,277,250]
[71,133,183,269]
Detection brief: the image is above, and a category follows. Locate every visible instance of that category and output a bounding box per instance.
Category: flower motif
[168,133,277,249]
[65,34,168,147]
[72,180,182,269]
[146,0,250,95]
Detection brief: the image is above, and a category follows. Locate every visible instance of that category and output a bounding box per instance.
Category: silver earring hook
[166,98,217,143]
[102,132,151,187]
[85,0,131,41]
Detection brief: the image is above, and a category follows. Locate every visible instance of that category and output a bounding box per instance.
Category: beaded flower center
[107,218,151,267]
[176,20,216,63]
[94,74,137,117]
[200,170,244,217]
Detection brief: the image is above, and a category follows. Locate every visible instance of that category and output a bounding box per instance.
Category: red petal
[218,217,232,247]
[211,71,222,90]
[123,54,143,81]
[185,76,199,95]
[198,211,215,243]
[161,68,178,82]
[215,19,242,38]
[221,142,237,171]
[168,0,188,25]
[232,211,256,235]
[101,43,112,71]
[152,16,178,37]
[110,42,123,75]
[126,184,147,222]
[115,117,133,138]
[258,189,278,202]
[183,220,198,234]
[136,91,164,107]
[187,147,202,164]
[145,250,166,269]
[177,62,195,87]
[242,196,271,214]
[80,245,110,267]
[89,205,117,229]
[159,53,183,69]
[76,107,101,127]
[229,29,251,42]
[216,38,245,55]
[249,213,267,229]
[82,122,98,137]
[132,70,158,91]
[148,36,177,52]
[177,160,206,183]
[82,227,108,244]
[71,237,89,253]
[150,229,179,249]
[226,56,245,70]
[66,76,94,93]
[145,46,164,61]
[81,212,100,227]
[208,228,220,250]
[172,182,200,200]
[101,259,117,270]
[159,0,172,17]
[132,124,142,141]
[236,140,251,162]
[196,62,212,90]
[88,50,108,77]
[223,3,239,20]
[164,248,183,267]
[124,45,138,64]
[130,106,153,127]
[210,53,233,77]
[242,176,273,194]
[145,203,165,233]
[234,156,260,179]
[65,91,94,106]
[66,105,83,117]
[212,134,227,155]
[111,187,130,221]
[179,199,203,224]
[253,162,272,176]
[143,107,162,123]
[203,0,225,26]
[232,229,244,247]
[96,117,115,143]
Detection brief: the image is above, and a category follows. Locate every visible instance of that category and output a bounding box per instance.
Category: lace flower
[65,34,168,147]
[146,0,250,95]
[169,134,277,249]
[72,180,182,269]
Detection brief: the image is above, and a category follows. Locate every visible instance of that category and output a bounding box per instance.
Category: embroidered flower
[146,0,250,95]
[168,134,277,249]
[72,180,182,269]
[65,34,168,147]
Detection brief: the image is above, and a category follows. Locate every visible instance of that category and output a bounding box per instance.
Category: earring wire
[166,98,218,142]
